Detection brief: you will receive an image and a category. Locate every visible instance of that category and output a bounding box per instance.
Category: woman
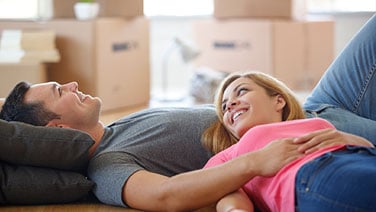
[203,71,376,211]
[202,14,376,211]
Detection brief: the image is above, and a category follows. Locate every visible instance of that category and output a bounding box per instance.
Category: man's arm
[123,138,303,211]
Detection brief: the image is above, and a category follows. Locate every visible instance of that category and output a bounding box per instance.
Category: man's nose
[64,82,78,91]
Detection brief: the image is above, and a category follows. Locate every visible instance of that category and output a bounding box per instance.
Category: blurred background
[0,0,375,112]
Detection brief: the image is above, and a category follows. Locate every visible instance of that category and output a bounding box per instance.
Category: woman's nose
[226,99,238,111]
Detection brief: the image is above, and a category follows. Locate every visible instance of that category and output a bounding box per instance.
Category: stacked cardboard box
[0,29,60,98]
[192,0,334,91]
[1,0,150,111]
[0,29,60,63]
[0,62,47,97]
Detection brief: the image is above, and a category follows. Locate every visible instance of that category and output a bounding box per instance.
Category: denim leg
[304,14,376,120]
[306,106,376,145]
[295,147,376,212]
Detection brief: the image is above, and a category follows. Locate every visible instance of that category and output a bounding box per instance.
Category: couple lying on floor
[1,13,376,212]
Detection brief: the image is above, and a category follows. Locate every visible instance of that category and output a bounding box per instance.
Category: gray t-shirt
[87,106,217,207]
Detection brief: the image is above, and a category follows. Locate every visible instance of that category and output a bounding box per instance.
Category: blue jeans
[295,146,376,212]
[304,13,376,144]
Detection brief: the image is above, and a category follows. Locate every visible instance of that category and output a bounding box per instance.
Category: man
[1,80,310,211]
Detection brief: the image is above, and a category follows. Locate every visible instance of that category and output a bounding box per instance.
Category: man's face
[24,81,102,130]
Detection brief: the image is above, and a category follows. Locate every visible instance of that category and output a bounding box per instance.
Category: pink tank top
[204,118,344,212]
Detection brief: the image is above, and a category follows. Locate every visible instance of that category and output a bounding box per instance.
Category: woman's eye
[237,88,248,96]
[222,104,227,112]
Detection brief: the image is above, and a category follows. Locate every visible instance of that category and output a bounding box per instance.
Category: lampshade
[155,37,200,103]
[174,37,200,63]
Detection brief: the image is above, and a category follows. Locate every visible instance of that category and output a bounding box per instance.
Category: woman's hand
[216,189,254,212]
[293,129,374,154]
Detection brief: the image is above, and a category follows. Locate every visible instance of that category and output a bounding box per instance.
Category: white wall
[331,12,374,54]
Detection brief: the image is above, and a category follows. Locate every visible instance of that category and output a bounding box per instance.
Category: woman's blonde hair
[202,71,306,154]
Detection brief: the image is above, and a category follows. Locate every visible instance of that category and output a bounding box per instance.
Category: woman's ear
[275,94,286,112]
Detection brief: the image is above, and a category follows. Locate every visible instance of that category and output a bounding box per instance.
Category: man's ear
[46,119,69,128]
[0,98,5,109]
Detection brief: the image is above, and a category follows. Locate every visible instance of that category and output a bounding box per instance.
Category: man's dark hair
[0,81,60,126]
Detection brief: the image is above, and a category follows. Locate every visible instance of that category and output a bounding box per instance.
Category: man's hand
[252,138,304,177]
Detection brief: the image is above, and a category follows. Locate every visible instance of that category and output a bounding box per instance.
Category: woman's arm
[123,137,304,211]
[294,128,374,154]
[216,189,254,212]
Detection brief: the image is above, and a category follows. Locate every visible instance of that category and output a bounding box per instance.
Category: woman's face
[221,77,285,138]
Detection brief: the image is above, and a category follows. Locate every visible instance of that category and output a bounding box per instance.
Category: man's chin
[90,97,102,114]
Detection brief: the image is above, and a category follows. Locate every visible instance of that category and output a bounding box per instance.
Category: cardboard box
[97,0,144,17]
[51,0,143,18]
[51,0,77,18]
[0,17,150,111]
[0,62,47,97]
[274,20,335,90]
[192,18,334,90]
[0,29,60,63]
[214,0,306,20]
